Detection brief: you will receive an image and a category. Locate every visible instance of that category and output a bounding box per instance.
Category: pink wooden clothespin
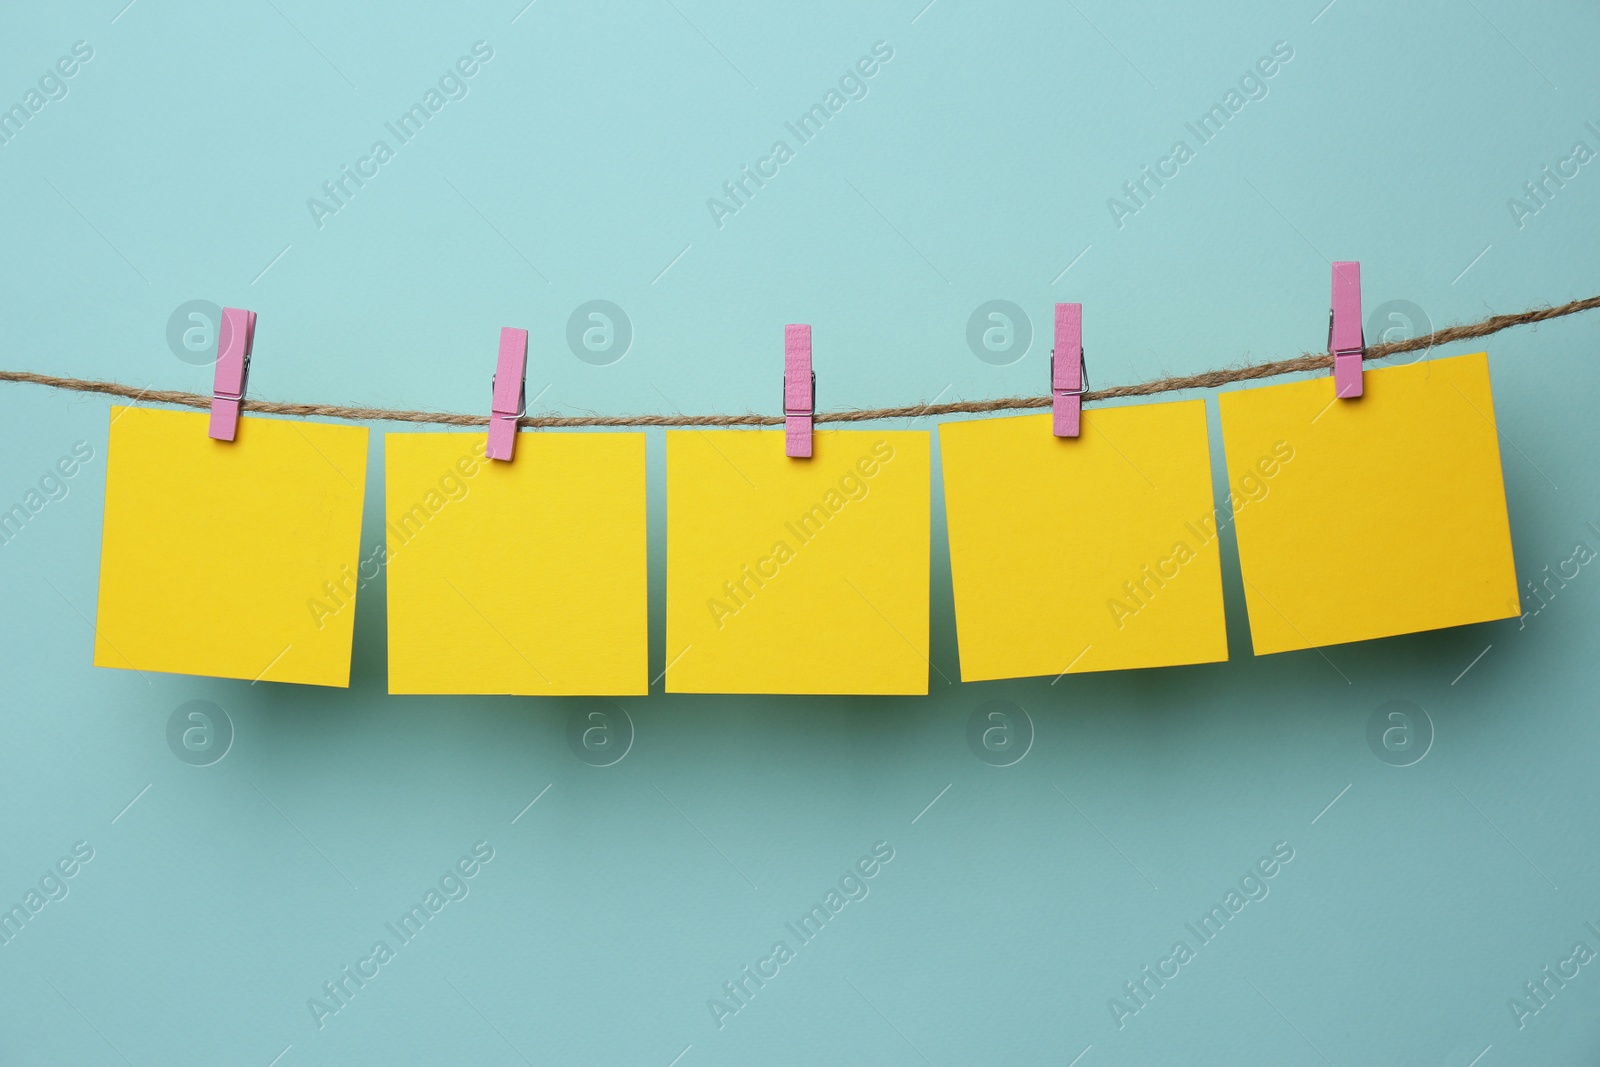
[209,307,256,441]
[1330,261,1363,399]
[487,326,529,462]
[1051,302,1085,437]
[784,324,814,458]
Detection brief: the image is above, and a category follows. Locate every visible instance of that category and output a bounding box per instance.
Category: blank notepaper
[939,404,1228,682]
[95,407,368,687]
[1218,352,1518,655]
[665,430,930,695]
[385,432,648,695]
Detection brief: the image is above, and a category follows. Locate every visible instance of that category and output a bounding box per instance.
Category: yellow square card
[665,430,930,694]
[95,407,368,686]
[939,404,1228,681]
[1218,352,1518,655]
[385,432,647,695]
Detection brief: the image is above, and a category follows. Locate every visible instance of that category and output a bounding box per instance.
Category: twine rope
[3,296,1596,428]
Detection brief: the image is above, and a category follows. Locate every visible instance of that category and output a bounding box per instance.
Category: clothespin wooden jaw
[784,324,814,458]
[1330,261,1364,399]
[209,307,256,442]
[1051,303,1086,438]
[487,327,529,462]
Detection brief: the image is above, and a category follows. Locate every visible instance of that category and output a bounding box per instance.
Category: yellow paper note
[939,405,1228,681]
[385,432,647,695]
[665,430,930,694]
[95,407,368,686]
[1218,352,1518,655]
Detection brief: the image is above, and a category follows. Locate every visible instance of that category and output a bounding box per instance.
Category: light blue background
[2,0,1598,1063]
